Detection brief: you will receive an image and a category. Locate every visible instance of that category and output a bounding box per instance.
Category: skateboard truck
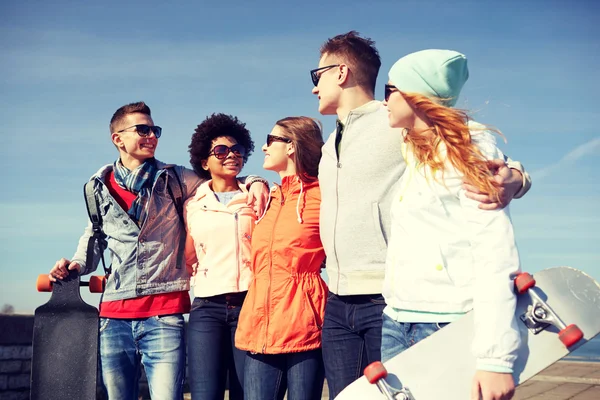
[37,271,106,293]
[514,272,584,347]
[364,362,415,400]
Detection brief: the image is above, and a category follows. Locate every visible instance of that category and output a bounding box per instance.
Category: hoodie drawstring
[256,178,306,224]
[296,180,304,224]
[256,186,275,224]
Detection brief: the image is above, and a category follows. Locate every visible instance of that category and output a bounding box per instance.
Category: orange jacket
[235,175,327,354]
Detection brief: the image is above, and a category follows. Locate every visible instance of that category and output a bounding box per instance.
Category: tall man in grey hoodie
[310,31,532,398]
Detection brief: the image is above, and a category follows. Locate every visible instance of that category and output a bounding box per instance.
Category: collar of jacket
[191,179,247,203]
[274,175,317,198]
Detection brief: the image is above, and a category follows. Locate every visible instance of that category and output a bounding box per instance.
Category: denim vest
[72,161,203,302]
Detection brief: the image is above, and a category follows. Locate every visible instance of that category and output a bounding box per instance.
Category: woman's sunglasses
[116,124,162,138]
[208,144,246,160]
[266,134,292,147]
[384,84,399,102]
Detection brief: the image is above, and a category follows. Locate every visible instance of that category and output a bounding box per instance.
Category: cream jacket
[184,180,255,298]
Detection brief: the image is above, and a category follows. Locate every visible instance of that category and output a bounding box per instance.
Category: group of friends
[49,31,532,400]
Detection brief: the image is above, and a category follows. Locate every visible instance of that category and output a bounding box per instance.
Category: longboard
[30,270,105,400]
[336,267,600,399]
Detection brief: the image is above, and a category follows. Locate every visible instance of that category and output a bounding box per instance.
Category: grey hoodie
[319,101,406,295]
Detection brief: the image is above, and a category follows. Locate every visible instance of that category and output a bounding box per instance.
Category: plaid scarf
[113,158,158,227]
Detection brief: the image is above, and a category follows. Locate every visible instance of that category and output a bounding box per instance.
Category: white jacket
[383,126,521,370]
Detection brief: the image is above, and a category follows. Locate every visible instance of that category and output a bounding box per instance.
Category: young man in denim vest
[49,102,267,399]
[310,32,532,398]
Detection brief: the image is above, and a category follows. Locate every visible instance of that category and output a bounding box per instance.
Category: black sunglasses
[116,124,162,138]
[208,144,246,160]
[384,84,399,102]
[310,64,340,86]
[266,134,292,147]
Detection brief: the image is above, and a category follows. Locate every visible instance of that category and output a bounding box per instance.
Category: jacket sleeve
[71,221,102,276]
[242,175,269,189]
[505,156,532,199]
[179,166,204,201]
[462,133,522,371]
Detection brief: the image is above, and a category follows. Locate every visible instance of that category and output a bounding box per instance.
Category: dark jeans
[321,292,386,399]
[187,292,247,400]
[244,349,325,400]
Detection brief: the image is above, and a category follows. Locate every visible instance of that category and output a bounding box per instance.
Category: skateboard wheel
[514,272,536,294]
[559,324,584,347]
[36,274,53,292]
[89,276,106,293]
[364,361,388,384]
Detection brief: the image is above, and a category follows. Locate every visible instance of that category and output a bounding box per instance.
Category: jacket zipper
[333,114,351,292]
[262,186,285,353]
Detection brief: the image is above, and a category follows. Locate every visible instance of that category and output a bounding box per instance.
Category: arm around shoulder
[178,166,204,201]
[504,157,532,199]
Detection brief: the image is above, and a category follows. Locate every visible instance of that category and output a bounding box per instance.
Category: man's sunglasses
[116,124,162,138]
[384,84,399,102]
[208,144,246,160]
[266,134,292,147]
[310,64,340,86]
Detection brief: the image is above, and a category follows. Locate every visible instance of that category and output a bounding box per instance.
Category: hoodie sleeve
[71,221,100,276]
[183,198,198,277]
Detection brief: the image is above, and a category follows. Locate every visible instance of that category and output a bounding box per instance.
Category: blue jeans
[380,313,448,362]
[187,293,247,400]
[99,314,186,400]
[244,349,325,400]
[321,293,386,399]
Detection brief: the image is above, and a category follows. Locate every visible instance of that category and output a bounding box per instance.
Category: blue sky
[1,0,598,313]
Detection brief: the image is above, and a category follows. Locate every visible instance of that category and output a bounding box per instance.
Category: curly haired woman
[185,113,256,400]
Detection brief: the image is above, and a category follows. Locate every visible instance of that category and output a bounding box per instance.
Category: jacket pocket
[154,314,184,328]
[441,242,474,288]
[370,202,389,254]
[303,291,323,330]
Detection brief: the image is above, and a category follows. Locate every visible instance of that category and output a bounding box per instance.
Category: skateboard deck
[30,270,100,400]
[336,267,600,399]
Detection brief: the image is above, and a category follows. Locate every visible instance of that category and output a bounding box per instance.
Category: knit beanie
[388,49,469,107]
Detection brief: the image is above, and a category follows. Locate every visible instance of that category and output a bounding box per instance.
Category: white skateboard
[335,267,600,399]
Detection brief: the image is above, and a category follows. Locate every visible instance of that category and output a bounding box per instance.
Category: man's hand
[471,370,515,400]
[247,181,269,216]
[49,258,81,282]
[463,159,524,210]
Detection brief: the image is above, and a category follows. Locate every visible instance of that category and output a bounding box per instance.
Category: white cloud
[532,137,600,180]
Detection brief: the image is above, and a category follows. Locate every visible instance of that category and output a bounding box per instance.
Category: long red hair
[400,92,502,201]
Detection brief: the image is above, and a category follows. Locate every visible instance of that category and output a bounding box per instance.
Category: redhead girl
[381,50,521,400]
